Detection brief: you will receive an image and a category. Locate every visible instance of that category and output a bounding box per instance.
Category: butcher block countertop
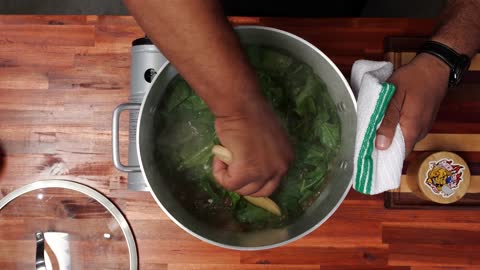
[1,15,480,269]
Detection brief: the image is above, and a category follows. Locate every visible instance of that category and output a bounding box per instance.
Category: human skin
[123,0,294,196]
[376,0,480,154]
[124,0,480,195]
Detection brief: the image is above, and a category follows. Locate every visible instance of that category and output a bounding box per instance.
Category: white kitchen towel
[350,60,405,195]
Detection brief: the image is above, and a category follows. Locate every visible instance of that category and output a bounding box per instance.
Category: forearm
[124,0,260,117]
[432,0,480,57]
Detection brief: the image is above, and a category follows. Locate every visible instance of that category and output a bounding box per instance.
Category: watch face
[451,55,471,87]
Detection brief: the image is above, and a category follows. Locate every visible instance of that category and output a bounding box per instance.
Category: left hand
[375,53,450,155]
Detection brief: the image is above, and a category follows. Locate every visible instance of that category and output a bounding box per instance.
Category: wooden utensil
[212,145,282,216]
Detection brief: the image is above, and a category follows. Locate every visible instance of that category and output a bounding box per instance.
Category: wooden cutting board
[384,36,480,209]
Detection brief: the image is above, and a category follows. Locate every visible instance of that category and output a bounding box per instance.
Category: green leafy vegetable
[166,80,191,112]
[235,200,283,229]
[155,45,341,231]
[319,122,341,150]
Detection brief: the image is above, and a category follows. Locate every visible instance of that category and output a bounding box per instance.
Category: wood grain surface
[1,15,480,269]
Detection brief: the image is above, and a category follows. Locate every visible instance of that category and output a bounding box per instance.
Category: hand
[212,96,294,197]
[376,53,450,155]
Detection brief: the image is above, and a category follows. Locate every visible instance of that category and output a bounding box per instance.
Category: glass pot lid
[0,180,137,270]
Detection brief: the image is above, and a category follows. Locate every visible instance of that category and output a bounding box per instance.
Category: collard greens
[155,45,341,231]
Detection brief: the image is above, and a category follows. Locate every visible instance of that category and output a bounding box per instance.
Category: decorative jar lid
[408,151,471,204]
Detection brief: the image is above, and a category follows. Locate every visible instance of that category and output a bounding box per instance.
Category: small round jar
[407,151,471,204]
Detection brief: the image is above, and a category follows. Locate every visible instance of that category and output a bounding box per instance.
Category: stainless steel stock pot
[112,26,357,250]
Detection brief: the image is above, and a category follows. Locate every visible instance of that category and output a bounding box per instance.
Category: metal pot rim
[136,25,355,250]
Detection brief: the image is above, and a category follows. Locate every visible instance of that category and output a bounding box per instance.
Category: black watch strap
[419,41,471,87]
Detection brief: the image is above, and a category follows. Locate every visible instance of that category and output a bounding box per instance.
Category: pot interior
[138,26,356,249]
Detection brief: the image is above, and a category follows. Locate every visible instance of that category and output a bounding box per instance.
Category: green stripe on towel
[355,83,396,194]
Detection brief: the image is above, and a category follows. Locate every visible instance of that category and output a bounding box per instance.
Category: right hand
[212,96,294,197]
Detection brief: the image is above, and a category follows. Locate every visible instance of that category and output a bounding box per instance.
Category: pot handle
[112,103,142,172]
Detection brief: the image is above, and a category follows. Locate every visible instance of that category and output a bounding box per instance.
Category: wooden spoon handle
[212,145,282,216]
[212,145,233,165]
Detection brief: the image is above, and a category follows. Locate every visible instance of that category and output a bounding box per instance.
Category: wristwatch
[419,40,471,87]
